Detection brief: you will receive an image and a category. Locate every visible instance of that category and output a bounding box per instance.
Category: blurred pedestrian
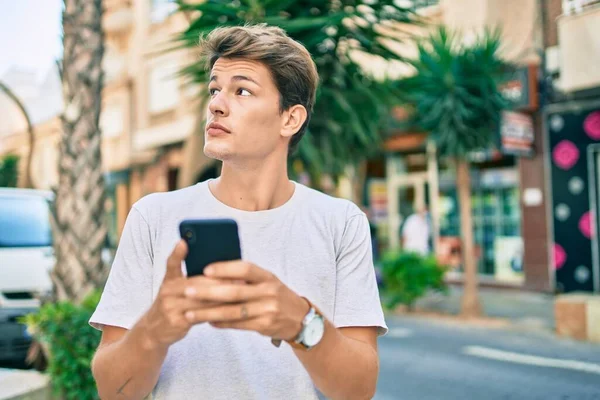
[401,205,431,255]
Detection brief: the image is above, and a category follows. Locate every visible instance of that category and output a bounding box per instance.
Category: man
[90,24,386,400]
[401,205,431,255]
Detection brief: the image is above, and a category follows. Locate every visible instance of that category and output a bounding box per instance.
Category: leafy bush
[380,251,448,310]
[0,154,19,187]
[21,291,102,400]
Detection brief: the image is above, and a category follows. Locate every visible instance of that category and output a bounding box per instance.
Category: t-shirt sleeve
[333,214,388,336]
[89,205,154,331]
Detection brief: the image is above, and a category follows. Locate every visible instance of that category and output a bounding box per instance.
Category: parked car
[0,188,54,363]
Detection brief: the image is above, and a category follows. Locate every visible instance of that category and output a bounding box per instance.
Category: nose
[208,91,229,117]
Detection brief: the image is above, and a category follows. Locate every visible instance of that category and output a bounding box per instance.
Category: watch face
[303,316,325,347]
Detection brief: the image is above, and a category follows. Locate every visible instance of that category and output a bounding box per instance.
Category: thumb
[165,240,187,281]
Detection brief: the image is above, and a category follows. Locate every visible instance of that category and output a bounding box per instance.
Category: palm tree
[398,27,510,318]
[51,0,108,302]
[175,0,418,184]
[0,81,35,188]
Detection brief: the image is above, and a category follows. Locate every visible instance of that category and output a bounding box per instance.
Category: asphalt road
[375,316,600,400]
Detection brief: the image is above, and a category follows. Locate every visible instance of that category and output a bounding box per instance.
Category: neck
[209,153,294,212]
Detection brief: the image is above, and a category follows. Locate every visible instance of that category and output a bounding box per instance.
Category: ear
[280,105,308,139]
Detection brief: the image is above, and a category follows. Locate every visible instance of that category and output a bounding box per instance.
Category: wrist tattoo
[116,377,132,398]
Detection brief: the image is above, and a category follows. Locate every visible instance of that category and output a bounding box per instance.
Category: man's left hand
[182,261,310,341]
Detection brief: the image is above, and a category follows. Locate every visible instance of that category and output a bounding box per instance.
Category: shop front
[437,159,523,283]
[378,145,525,285]
[376,65,544,289]
[545,99,600,293]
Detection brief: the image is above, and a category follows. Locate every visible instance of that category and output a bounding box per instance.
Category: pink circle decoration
[552,140,580,170]
[579,211,594,239]
[553,243,567,270]
[583,111,600,140]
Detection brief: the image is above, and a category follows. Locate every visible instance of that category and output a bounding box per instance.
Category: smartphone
[179,218,242,277]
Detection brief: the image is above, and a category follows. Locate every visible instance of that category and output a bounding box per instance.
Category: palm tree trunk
[51,0,107,302]
[456,158,482,318]
[0,81,35,188]
[352,160,367,205]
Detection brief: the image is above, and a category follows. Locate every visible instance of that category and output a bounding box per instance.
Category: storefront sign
[499,66,538,111]
[523,188,543,207]
[479,167,519,188]
[500,111,535,156]
[494,237,525,284]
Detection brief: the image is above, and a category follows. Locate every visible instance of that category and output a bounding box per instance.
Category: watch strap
[286,297,322,350]
[270,297,323,349]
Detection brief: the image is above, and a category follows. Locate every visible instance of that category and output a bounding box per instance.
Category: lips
[206,122,231,136]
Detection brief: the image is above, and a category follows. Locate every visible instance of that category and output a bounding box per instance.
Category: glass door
[386,172,428,251]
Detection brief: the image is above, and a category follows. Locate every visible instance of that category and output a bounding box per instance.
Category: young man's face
[204,58,289,162]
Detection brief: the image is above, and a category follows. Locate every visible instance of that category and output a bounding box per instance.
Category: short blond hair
[199,24,319,153]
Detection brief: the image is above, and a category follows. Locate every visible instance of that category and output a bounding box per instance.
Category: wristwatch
[286,297,325,350]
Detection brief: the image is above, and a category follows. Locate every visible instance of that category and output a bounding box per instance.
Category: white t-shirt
[89,180,387,400]
[401,213,430,255]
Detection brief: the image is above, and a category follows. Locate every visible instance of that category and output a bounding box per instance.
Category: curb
[0,369,50,400]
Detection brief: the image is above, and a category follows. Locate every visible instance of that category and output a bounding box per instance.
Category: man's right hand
[93,240,217,400]
[138,240,220,348]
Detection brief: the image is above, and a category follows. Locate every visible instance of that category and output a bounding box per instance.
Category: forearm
[92,319,169,400]
[293,320,379,400]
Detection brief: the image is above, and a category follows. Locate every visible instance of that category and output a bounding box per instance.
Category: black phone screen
[179,218,242,277]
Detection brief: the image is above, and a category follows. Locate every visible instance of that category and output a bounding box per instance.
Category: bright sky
[0,0,63,80]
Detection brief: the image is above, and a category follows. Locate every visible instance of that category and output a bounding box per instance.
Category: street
[376,316,600,400]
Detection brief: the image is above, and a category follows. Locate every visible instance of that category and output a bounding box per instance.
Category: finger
[204,261,274,283]
[183,281,267,303]
[162,275,221,297]
[209,315,271,333]
[163,297,217,314]
[185,300,270,324]
[165,240,187,281]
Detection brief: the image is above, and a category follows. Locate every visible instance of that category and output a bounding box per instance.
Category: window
[151,0,177,23]
[101,103,125,138]
[0,195,52,247]
[103,42,125,84]
[148,60,180,114]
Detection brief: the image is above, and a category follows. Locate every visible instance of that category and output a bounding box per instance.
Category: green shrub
[381,251,448,310]
[21,291,102,400]
[0,154,19,187]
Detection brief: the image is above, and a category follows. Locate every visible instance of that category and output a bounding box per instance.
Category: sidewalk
[0,368,49,400]
[412,286,556,332]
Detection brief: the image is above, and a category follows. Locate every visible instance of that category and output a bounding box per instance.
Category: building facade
[0,0,215,248]
[371,0,600,294]
[373,0,550,291]
[542,0,600,293]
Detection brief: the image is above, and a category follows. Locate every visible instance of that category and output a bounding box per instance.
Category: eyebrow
[209,75,261,86]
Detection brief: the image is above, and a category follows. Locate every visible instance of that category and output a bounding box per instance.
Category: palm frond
[175,0,421,179]
[396,25,513,158]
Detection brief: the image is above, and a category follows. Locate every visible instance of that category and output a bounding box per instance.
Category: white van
[0,188,55,362]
